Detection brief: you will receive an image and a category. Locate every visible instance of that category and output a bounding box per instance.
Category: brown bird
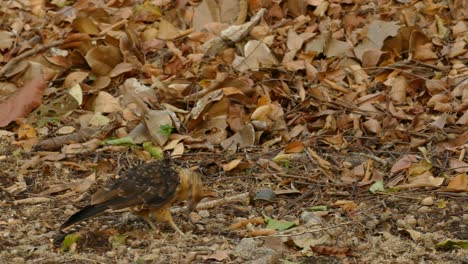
[60,159,209,235]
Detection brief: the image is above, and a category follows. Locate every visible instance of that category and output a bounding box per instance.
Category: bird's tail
[60,204,108,229]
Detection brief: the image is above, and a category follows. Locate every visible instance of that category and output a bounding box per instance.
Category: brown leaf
[85,45,122,76]
[446,174,468,192]
[247,228,277,237]
[72,17,100,35]
[0,75,45,127]
[389,76,408,105]
[391,155,418,174]
[311,245,351,258]
[284,141,304,153]
[230,217,265,230]
[222,158,243,172]
[202,251,230,261]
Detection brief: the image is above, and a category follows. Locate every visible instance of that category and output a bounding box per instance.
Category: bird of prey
[60,159,210,235]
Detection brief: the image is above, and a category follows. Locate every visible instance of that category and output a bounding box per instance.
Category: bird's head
[186,171,216,212]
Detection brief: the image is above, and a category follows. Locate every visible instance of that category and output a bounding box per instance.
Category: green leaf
[159,124,173,136]
[142,142,163,159]
[369,180,385,194]
[281,260,300,264]
[435,239,468,249]
[111,234,129,249]
[101,137,135,146]
[307,205,327,211]
[61,233,81,252]
[265,216,297,231]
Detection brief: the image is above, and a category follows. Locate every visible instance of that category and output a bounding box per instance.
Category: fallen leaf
[0,75,45,127]
[222,158,243,172]
[391,155,418,174]
[446,174,468,192]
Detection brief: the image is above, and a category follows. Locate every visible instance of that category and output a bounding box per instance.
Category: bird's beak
[203,191,217,199]
[187,191,216,212]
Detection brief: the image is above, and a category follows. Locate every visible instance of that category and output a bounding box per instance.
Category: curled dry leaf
[93,91,121,113]
[0,75,45,127]
[221,123,255,151]
[391,155,418,174]
[230,217,265,230]
[446,174,468,192]
[311,245,351,258]
[449,159,468,173]
[233,40,277,72]
[85,45,122,76]
[247,228,277,237]
[397,171,444,189]
[284,141,304,153]
[61,139,101,155]
[222,158,243,172]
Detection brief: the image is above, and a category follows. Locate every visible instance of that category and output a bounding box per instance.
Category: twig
[0,40,65,77]
[171,193,250,214]
[236,0,248,25]
[355,152,388,166]
[13,197,52,205]
[98,19,128,36]
[253,221,355,238]
[436,192,468,198]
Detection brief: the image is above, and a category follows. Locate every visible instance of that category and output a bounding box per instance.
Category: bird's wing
[91,161,180,210]
[61,161,181,229]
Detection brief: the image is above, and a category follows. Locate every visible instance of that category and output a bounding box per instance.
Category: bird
[60,159,211,236]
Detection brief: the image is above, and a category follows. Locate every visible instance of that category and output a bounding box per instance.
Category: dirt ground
[0,138,466,264]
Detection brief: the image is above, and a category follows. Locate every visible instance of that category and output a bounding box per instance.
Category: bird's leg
[143,215,159,233]
[151,207,185,236]
[168,218,185,236]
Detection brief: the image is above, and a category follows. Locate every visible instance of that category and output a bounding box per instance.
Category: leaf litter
[0,0,467,263]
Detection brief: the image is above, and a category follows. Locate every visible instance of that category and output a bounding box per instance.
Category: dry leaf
[446,174,468,192]
[391,155,418,174]
[222,158,243,172]
[284,141,304,153]
[0,75,45,127]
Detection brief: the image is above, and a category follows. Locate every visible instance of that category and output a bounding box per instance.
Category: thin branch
[0,40,65,77]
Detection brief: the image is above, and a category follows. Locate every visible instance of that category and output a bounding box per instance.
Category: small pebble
[366,219,379,230]
[417,218,426,227]
[277,207,287,216]
[263,205,274,216]
[106,251,116,258]
[396,219,407,228]
[129,239,141,247]
[189,212,201,224]
[356,242,370,251]
[117,245,126,254]
[12,257,25,263]
[380,212,391,221]
[216,213,226,219]
[405,215,417,227]
[300,211,322,224]
[198,210,210,218]
[417,206,430,214]
[327,227,344,236]
[64,209,75,216]
[421,197,434,206]
[462,214,468,225]
[342,161,352,168]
